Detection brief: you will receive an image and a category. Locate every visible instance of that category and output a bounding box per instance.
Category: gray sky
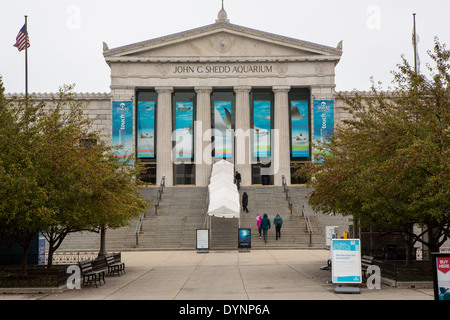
[1,0,449,94]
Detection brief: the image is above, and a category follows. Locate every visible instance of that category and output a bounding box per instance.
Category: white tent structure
[207,160,240,219]
[203,160,240,249]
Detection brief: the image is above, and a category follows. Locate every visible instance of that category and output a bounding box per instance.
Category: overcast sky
[1,0,449,94]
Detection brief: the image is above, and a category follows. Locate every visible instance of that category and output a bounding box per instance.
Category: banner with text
[313,100,334,160]
[112,101,133,164]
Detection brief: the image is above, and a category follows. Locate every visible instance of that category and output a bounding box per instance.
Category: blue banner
[213,101,233,158]
[174,102,194,160]
[137,101,155,159]
[253,100,271,158]
[112,101,133,164]
[313,100,334,160]
[290,100,309,158]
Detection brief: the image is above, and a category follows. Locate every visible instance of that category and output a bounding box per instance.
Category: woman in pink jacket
[256,215,262,237]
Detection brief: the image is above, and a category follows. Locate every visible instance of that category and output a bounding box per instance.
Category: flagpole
[25,15,28,105]
[413,13,417,74]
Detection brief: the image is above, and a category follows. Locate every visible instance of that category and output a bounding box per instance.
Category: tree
[298,38,450,263]
[0,80,148,269]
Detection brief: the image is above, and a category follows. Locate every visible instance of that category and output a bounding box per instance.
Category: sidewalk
[0,249,434,300]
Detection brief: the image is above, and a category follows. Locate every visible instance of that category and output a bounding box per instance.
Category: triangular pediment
[103,22,342,63]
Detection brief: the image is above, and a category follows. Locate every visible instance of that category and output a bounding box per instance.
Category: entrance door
[174,163,195,185]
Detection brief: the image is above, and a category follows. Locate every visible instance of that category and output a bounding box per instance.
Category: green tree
[0,80,148,270]
[298,38,450,263]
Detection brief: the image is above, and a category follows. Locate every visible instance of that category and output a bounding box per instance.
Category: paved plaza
[0,249,434,301]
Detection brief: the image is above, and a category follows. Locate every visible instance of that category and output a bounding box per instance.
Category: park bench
[361,255,375,280]
[105,253,125,276]
[78,259,106,287]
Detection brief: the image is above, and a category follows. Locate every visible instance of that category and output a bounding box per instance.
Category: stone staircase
[54,185,352,252]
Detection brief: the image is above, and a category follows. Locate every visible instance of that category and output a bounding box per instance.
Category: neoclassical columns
[155,87,174,187]
[234,86,252,187]
[273,86,291,186]
[152,85,295,187]
[195,86,213,186]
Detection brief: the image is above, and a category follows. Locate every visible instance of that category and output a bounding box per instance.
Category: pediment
[104,22,342,63]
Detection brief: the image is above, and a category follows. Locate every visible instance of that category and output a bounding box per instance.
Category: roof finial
[216,0,229,23]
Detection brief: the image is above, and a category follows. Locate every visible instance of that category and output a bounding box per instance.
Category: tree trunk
[98,225,107,259]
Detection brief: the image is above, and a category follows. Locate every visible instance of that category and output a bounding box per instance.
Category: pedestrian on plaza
[235,171,241,190]
[256,214,262,237]
[273,213,283,240]
[242,192,249,213]
[260,213,271,244]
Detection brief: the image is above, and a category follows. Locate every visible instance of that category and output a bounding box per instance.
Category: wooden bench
[105,253,125,276]
[78,259,106,287]
[361,255,375,279]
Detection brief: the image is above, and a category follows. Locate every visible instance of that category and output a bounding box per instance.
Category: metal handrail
[302,203,314,245]
[281,175,292,214]
[135,176,165,246]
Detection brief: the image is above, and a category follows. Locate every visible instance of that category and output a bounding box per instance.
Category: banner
[253,100,271,158]
[290,100,309,158]
[331,239,362,284]
[174,102,194,160]
[432,253,450,300]
[213,101,233,158]
[137,101,155,158]
[238,228,251,249]
[112,101,133,163]
[313,100,334,160]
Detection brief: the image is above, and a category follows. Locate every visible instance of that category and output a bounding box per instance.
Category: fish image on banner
[213,101,233,158]
[290,100,309,158]
[253,100,271,158]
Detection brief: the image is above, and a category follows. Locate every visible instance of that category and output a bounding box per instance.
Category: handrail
[302,203,314,245]
[281,175,292,214]
[154,176,165,215]
[135,176,165,246]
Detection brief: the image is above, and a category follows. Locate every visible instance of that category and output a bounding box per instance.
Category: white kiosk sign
[331,239,362,284]
[196,229,209,252]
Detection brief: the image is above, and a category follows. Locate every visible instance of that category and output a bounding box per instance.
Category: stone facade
[8,9,350,187]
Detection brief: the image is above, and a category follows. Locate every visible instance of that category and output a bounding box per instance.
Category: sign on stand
[432,253,450,300]
[238,228,251,252]
[196,229,209,253]
[331,239,361,293]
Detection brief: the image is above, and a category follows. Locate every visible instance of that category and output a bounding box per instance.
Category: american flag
[13,24,30,52]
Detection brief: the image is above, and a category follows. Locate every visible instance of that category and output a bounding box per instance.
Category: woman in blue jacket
[260,213,271,244]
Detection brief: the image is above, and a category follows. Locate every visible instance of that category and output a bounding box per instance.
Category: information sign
[238,228,251,249]
[196,229,209,252]
[432,253,450,300]
[331,239,362,284]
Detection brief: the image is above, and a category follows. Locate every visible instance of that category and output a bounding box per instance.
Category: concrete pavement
[0,249,434,301]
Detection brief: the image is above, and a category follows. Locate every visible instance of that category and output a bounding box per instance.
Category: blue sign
[238,228,251,249]
[313,100,334,161]
[137,101,155,158]
[291,100,309,158]
[331,239,362,284]
[112,101,133,164]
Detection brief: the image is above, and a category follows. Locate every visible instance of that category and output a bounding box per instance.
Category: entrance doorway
[174,163,195,185]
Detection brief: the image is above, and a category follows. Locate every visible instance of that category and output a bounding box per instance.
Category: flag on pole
[13,24,30,52]
[412,15,420,73]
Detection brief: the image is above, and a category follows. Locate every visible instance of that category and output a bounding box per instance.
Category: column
[234,86,251,186]
[273,86,291,186]
[155,87,173,187]
[195,86,212,186]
